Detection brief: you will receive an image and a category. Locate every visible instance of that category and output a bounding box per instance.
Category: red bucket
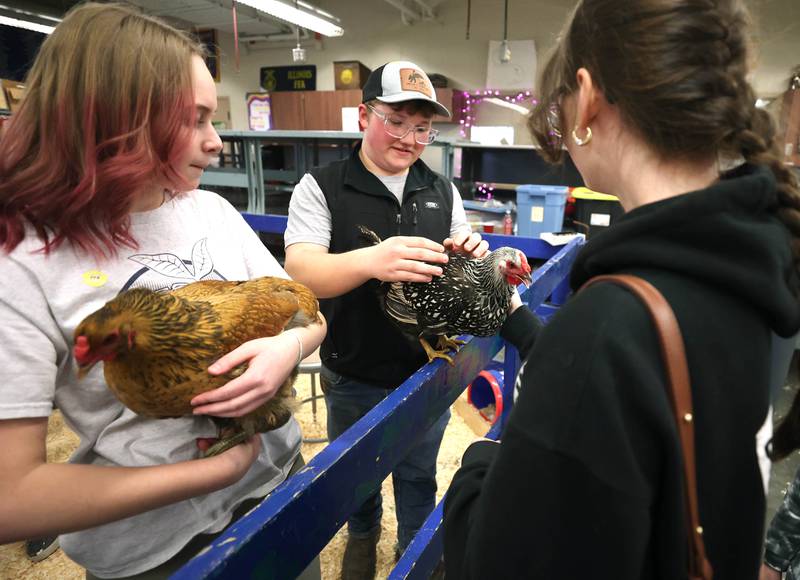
[466,369,504,424]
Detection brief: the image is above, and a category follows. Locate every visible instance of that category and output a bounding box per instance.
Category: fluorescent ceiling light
[236,0,343,37]
[0,4,60,34]
[0,14,55,34]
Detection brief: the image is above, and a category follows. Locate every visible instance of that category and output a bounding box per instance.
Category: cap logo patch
[399,68,432,98]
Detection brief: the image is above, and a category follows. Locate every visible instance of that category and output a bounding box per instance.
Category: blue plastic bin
[515,184,569,238]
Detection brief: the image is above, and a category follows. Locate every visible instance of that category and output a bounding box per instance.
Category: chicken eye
[102,333,118,346]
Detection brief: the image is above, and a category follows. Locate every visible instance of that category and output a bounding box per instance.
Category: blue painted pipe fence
[170,215,583,579]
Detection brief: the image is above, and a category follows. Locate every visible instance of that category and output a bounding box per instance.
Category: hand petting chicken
[359,226,531,365]
[73,277,322,457]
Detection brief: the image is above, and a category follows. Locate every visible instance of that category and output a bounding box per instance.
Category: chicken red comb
[519,251,532,272]
[74,335,91,365]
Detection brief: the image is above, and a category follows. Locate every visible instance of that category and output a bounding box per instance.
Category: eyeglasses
[367,104,439,145]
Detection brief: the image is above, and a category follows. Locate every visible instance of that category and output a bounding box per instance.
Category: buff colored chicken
[73,276,321,456]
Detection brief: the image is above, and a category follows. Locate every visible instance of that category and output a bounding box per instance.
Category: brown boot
[341,530,380,580]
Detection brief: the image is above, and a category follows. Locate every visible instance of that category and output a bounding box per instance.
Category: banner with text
[260,65,317,91]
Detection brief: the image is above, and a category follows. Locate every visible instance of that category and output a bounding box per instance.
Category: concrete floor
[765,353,800,525]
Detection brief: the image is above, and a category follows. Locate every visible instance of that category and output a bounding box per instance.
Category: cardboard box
[1,80,26,113]
[334,61,371,90]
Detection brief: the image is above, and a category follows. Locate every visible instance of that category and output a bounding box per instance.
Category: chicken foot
[203,403,294,457]
[437,335,466,352]
[203,430,250,457]
[419,337,457,366]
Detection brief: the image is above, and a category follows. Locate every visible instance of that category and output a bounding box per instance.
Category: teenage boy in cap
[284,60,487,578]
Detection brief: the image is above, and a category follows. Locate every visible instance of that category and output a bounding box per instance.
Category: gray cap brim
[376,92,451,118]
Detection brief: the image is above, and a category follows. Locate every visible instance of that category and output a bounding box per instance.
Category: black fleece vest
[310,146,453,388]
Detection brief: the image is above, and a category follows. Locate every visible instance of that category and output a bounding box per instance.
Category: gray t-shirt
[284,172,470,248]
[0,190,300,577]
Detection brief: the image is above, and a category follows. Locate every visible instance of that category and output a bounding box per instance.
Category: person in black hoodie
[442,0,800,578]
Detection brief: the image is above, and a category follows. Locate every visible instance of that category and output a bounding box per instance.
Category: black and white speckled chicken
[359,226,532,364]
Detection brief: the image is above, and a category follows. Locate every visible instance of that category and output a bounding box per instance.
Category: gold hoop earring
[572,126,593,146]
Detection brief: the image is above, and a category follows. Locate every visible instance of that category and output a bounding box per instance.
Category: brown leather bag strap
[581,274,713,580]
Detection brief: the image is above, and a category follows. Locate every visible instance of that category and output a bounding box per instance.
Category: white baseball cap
[362,60,451,118]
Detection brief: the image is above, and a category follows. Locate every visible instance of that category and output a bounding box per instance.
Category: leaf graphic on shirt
[128,253,197,279]
[190,239,213,279]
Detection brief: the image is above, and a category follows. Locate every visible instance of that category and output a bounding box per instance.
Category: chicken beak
[515,259,533,288]
[76,360,99,380]
[516,252,532,288]
[74,335,96,379]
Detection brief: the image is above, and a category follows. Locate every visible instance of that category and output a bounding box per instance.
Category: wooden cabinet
[779,88,800,166]
[305,90,363,130]
[270,88,465,130]
[269,92,305,129]
[270,90,361,130]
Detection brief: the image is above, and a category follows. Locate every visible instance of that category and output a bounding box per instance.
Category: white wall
[211,0,799,131]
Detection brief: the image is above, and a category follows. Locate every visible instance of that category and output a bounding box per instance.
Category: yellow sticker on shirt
[82,270,108,288]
